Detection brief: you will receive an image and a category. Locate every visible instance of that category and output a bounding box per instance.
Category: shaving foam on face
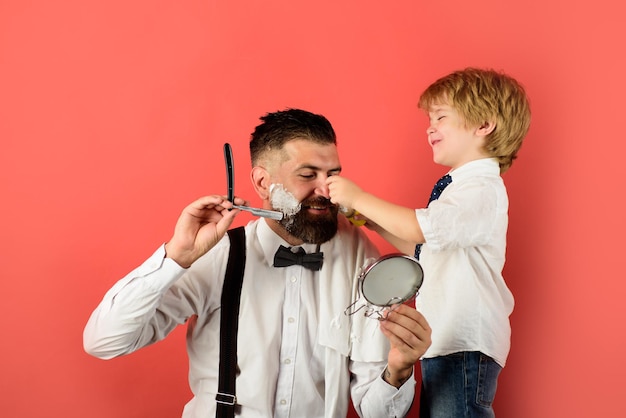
[269,184,301,218]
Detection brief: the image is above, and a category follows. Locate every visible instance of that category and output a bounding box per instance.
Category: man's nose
[314,178,330,198]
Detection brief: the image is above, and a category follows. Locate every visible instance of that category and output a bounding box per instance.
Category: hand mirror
[345,254,424,320]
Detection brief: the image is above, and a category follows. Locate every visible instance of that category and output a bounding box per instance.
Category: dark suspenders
[215,227,246,418]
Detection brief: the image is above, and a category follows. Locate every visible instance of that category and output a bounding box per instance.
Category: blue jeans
[420,352,502,418]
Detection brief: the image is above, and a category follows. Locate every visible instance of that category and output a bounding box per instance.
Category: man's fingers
[381,305,432,349]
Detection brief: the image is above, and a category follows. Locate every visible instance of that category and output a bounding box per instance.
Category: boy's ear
[251,166,271,200]
[476,121,496,136]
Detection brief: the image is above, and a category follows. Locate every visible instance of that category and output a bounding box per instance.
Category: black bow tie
[273,245,324,271]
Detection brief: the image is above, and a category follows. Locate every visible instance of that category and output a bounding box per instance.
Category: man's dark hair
[250,108,336,165]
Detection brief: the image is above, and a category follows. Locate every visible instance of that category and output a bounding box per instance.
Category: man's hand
[164,195,243,268]
[379,304,432,388]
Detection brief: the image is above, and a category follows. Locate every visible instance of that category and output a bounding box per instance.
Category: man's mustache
[300,197,335,209]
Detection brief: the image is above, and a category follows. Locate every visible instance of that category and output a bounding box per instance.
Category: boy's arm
[354,192,424,244]
[368,221,417,255]
[327,175,425,244]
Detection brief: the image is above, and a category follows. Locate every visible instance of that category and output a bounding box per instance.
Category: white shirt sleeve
[352,360,416,418]
[83,244,188,359]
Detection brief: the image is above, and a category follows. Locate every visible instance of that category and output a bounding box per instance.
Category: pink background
[1,1,624,417]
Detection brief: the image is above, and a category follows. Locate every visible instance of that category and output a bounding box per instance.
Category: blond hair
[418,68,531,173]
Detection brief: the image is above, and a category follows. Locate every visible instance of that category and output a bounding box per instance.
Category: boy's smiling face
[426,102,491,170]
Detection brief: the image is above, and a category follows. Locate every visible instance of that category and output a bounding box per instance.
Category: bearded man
[84,108,431,418]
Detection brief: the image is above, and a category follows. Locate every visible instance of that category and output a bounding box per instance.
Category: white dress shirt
[415,158,515,367]
[84,217,415,417]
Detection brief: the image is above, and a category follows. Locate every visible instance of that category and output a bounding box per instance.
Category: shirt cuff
[416,208,440,250]
[367,368,416,417]
[129,244,188,291]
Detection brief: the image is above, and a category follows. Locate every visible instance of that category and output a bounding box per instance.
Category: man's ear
[476,120,496,136]
[251,166,271,200]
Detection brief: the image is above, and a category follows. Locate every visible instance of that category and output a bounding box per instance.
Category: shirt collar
[448,157,500,182]
[256,219,321,268]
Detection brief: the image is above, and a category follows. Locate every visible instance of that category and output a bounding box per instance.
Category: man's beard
[280,196,339,244]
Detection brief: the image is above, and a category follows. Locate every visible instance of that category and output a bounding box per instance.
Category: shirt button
[287,317,295,323]
[280,399,287,405]
[284,358,291,365]
[290,276,297,283]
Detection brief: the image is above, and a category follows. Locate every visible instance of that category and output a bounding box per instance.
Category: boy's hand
[326,175,364,210]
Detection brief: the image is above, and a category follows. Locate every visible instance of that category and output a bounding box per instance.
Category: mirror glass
[345,254,424,320]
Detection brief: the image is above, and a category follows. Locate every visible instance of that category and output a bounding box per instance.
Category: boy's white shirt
[415,157,514,367]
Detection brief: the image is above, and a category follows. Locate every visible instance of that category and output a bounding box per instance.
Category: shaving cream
[269,184,301,218]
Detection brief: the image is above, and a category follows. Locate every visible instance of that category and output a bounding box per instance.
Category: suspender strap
[216,227,246,418]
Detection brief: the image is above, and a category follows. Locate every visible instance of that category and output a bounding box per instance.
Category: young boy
[327,68,531,417]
